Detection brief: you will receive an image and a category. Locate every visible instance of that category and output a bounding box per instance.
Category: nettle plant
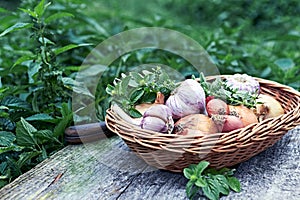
[0,0,92,188]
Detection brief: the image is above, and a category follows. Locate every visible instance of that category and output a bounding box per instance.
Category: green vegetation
[0,0,299,191]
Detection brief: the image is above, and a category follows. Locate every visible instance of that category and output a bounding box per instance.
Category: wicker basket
[105,76,300,172]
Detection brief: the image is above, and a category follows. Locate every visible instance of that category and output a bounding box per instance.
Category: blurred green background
[0,0,299,189]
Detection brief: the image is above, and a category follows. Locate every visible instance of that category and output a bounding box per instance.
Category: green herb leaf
[274,58,295,70]
[214,175,230,195]
[186,180,200,200]
[202,179,220,200]
[54,43,92,56]
[195,161,210,176]
[227,176,241,192]
[130,89,144,104]
[25,113,58,123]
[53,103,73,137]
[16,118,37,147]
[12,55,35,68]
[0,131,16,147]
[195,177,207,187]
[45,12,74,23]
[0,23,32,37]
[0,146,23,154]
[183,168,194,180]
[17,151,41,169]
[128,108,142,118]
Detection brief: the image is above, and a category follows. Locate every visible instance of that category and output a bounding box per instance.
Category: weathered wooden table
[1,126,299,200]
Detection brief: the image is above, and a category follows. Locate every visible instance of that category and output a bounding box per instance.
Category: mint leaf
[202,179,220,200]
[195,161,210,176]
[214,175,230,195]
[186,180,200,200]
[195,177,207,187]
[183,168,194,179]
[227,176,241,192]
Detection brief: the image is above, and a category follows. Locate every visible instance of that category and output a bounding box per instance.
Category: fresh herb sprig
[106,66,177,118]
[199,73,258,108]
[184,161,241,200]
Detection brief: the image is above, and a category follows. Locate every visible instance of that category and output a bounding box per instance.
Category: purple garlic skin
[226,74,260,94]
[140,104,174,134]
[166,79,206,119]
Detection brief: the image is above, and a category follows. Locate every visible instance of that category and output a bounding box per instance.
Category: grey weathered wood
[0,126,299,200]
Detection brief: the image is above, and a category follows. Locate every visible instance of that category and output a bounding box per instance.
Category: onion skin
[166,79,206,119]
[255,94,284,121]
[207,98,229,117]
[173,114,218,135]
[229,105,258,126]
[212,115,244,133]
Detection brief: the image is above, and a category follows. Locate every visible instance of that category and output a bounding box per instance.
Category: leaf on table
[202,179,220,200]
[227,176,241,192]
[195,161,210,176]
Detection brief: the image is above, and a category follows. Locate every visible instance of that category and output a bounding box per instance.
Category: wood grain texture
[1,126,299,200]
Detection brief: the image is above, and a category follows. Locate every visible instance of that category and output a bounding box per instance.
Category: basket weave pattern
[105,76,300,172]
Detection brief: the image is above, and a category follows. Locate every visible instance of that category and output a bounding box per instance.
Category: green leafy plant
[184,161,241,200]
[106,66,177,117]
[199,73,258,108]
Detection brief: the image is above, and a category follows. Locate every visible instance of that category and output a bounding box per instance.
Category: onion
[173,114,218,135]
[166,79,206,119]
[229,105,258,126]
[255,94,284,121]
[207,98,229,117]
[212,115,244,133]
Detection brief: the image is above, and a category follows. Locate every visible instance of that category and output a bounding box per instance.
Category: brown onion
[212,115,244,133]
[207,98,229,117]
[229,105,258,126]
[255,94,284,121]
[173,114,218,135]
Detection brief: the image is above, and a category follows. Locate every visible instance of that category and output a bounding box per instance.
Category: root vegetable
[207,98,229,117]
[212,115,244,133]
[173,114,218,135]
[255,94,284,121]
[229,105,258,126]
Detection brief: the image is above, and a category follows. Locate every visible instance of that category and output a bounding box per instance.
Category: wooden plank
[0,136,150,200]
[1,126,299,200]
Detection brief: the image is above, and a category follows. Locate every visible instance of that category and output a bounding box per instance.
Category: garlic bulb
[140,104,174,134]
[226,74,260,94]
[166,79,206,119]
